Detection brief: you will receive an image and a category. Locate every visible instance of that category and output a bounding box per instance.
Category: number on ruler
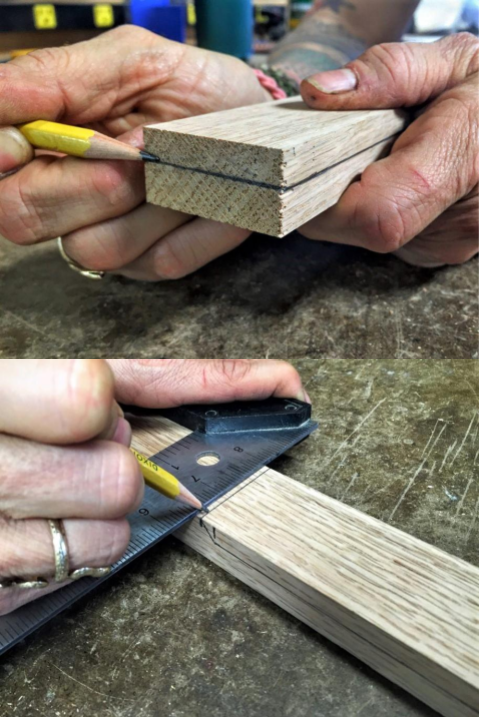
[93,4,114,28]
[33,4,57,29]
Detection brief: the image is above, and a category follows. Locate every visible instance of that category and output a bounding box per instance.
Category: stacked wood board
[145,97,408,237]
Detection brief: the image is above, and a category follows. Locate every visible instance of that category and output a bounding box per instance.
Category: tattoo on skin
[310,0,355,11]
[269,3,365,83]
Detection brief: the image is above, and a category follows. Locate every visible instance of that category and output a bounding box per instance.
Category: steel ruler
[0,398,317,657]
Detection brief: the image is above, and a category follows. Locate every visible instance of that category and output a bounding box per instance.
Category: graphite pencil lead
[140,150,161,162]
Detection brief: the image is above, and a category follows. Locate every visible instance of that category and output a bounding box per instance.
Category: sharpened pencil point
[177,483,203,511]
[140,150,160,162]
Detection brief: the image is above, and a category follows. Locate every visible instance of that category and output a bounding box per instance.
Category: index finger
[0,25,172,126]
[0,127,34,176]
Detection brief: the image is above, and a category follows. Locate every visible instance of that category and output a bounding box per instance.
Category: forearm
[268,0,420,82]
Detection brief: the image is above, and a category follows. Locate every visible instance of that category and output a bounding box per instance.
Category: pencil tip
[140,150,160,162]
[178,483,203,511]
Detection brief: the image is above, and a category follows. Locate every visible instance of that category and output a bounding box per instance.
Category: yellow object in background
[93,4,115,28]
[33,4,57,30]
[187,1,196,25]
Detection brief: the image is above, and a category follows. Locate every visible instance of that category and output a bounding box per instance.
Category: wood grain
[144,98,408,237]
[131,416,479,717]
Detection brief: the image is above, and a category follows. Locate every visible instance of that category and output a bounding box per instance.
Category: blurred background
[0,0,478,63]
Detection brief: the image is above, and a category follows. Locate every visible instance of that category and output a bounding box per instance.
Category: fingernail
[0,127,34,173]
[307,68,357,94]
[296,389,311,404]
[114,401,124,418]
[112,418,133,447]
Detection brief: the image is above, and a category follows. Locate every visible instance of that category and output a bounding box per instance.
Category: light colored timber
[131,416,479,717]
[144,97,408,237]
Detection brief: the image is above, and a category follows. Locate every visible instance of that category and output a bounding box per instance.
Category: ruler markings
[0,420,316,656]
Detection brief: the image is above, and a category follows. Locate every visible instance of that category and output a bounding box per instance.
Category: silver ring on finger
[0,519,112,589]
[57,237,105,280]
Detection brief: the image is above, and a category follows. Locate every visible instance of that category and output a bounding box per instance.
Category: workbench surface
[1,359,478,717]
[0,234,477,358]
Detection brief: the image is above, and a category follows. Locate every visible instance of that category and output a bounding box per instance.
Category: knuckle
[21,46,70,74]
[90,163,130,206]
[64,359,115,441]
[108,24,154,44]
[153,242,189,280]
[211,360,254,389]
[0,175,45,245]
[365,42,409,82]
[105,446,142,518]
[453,32,479,73]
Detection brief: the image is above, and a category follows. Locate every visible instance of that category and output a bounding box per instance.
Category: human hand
[0,359,306,615]
[0,359,142,616]
[299,33,479,267]
[0,26,266,280]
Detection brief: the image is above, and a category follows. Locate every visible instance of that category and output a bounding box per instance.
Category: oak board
[144,98,408,236]
[131,415,479,717]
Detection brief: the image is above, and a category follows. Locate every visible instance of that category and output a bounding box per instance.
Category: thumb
[0,127,34,177]
[301,33,479,110]
[107,359,309,407]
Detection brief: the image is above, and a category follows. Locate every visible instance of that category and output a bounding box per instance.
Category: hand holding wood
[0,26,267,280]
[300,33,479,267]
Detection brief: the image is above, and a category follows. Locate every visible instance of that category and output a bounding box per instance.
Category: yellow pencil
[17,120,159,162]
[131,448,203,510]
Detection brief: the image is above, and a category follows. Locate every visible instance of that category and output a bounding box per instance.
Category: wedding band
[57,237,105,280]
[0,519,112,589]
[49,519,70,582]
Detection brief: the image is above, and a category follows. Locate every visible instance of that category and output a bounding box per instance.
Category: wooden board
[131,416,479,717]
[144,98,408,237]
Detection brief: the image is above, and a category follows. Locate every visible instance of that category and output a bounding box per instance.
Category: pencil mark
[321,398,386,469]
[450,412,478,467]
[149,134,400,192]
[389,458,427,522]
[455,476,474,518]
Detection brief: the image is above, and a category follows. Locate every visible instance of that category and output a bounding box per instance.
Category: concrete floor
[0,234,478,358]
[1,359,478,717]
